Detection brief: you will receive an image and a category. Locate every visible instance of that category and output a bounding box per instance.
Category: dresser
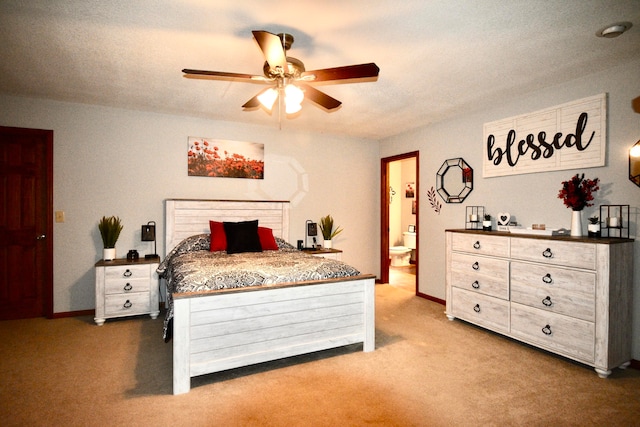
[94,257,160,325]
[445,229,633,378]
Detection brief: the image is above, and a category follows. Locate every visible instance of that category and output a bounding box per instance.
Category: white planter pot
[588,223,600,237]
[103,248,116,261]
[570,210,582,237]
[323,240,332,249]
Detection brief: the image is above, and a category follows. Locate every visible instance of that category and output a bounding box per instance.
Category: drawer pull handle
[123,269,133,278]
[123,283,133,291]
[472,280,480,289]
[542,296,553,307]
[472,262,479,271]
[123,300,132,309]
[542,324,552,335]
[473,241,481,249]
[542,248,553,258]
[473,304,480,313]
[542,274,553,284]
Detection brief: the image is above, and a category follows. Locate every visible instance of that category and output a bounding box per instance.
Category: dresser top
[446,229,634,244]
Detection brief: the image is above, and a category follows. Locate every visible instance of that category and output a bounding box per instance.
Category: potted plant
[99,216,123,260]
[482,214,492,231]
[319,214,343,249]
[588,215,600,237]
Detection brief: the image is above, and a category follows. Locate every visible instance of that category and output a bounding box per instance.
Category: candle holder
[599,205,629,238]
[465,206,484,229]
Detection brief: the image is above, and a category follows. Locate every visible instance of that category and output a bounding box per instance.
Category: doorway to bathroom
[381,152,418,294]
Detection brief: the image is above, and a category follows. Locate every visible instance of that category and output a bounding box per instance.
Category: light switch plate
[55,210,65,223]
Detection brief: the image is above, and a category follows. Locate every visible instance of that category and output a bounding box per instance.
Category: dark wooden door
[0,126,53,319]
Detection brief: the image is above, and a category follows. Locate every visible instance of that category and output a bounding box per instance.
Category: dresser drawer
[104,293,151,316]
[104,264,152,280]
[450,253,509,299]
[511,302,594,363]
[105,278,151,295]
[451,287,509,333]
[510,262,595,322]
[510,238,596,270]
[451,233,509,257]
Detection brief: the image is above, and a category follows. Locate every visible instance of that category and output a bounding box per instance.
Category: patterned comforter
[157,234,361,341]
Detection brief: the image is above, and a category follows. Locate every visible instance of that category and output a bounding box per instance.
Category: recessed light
[596,21,632,38]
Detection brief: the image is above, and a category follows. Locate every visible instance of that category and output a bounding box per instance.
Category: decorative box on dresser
[94,257,160,326]
[445,229,634,378]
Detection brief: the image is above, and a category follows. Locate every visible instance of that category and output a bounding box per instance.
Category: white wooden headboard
[164,199,290,256]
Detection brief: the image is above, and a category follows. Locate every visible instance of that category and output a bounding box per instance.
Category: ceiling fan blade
[242,89,268,109]
[252,31,288,73]
[182,69,266,81]
[300,84,342,111]
[301,63,379,82]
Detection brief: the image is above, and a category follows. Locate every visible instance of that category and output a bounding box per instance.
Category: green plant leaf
[98,216,123,248]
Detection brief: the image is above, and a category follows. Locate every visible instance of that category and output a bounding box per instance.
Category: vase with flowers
[557,173,599,237]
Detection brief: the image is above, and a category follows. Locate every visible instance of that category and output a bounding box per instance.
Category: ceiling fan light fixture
[257,88,278,110]
[285,101,302,115]
[285,84,304,104]
[596,21,632,38]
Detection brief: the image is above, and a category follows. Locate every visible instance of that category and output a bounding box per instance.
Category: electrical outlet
[55,210,65,223]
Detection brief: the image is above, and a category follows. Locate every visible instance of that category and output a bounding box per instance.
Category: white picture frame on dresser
[445,229,634,378]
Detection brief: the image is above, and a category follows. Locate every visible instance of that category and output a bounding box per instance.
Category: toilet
[389,231,417,267]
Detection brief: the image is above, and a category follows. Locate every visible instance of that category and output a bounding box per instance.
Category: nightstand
[94,257,160,326]
[302,248,343,260]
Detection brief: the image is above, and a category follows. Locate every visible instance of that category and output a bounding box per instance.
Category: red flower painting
[188,138,264,179]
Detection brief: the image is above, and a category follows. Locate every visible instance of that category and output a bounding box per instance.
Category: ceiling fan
[182,30,379,116]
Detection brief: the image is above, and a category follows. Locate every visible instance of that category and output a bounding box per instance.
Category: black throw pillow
[223,220,263,254]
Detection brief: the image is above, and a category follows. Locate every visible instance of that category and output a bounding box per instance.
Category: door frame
[380,151,419,291]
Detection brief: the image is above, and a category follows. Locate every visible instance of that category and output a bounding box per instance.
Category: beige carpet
[1,284,639,426]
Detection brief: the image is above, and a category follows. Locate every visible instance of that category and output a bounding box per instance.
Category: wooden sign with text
[483,93,607,177]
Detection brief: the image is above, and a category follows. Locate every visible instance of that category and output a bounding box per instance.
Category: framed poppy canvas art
[187,137,264,179]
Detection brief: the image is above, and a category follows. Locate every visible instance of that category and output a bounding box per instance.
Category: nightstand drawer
[451,233,509,257]
[511,262,595,322]
[451,287,509,333]
[511,302,594,363]
[105,278,151,295]
[104,264,151,280]
[450,253,509,299]
[510,238,596,270]
[104,293,151,316]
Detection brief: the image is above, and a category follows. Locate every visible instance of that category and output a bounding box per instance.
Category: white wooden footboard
[173,275,376,395]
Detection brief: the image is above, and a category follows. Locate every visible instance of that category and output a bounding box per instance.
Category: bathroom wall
[388,157,417,247]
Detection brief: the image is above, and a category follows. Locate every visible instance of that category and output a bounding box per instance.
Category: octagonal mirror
[436,158,473,203]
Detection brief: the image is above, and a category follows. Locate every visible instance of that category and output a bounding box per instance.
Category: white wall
[0,95,380,313]
[380,58,640,359]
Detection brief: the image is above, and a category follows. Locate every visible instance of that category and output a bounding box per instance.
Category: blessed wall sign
[483,93,607,178]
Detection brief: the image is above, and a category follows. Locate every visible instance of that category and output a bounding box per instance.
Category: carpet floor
[1,284,638,426]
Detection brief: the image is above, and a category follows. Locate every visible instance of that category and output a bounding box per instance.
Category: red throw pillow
[258,227,279,251]
[209,220,227,251]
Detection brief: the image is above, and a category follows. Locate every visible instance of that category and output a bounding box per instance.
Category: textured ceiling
[1,1,639,140]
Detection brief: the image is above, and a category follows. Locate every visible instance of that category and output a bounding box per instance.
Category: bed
[161,199,376,394]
